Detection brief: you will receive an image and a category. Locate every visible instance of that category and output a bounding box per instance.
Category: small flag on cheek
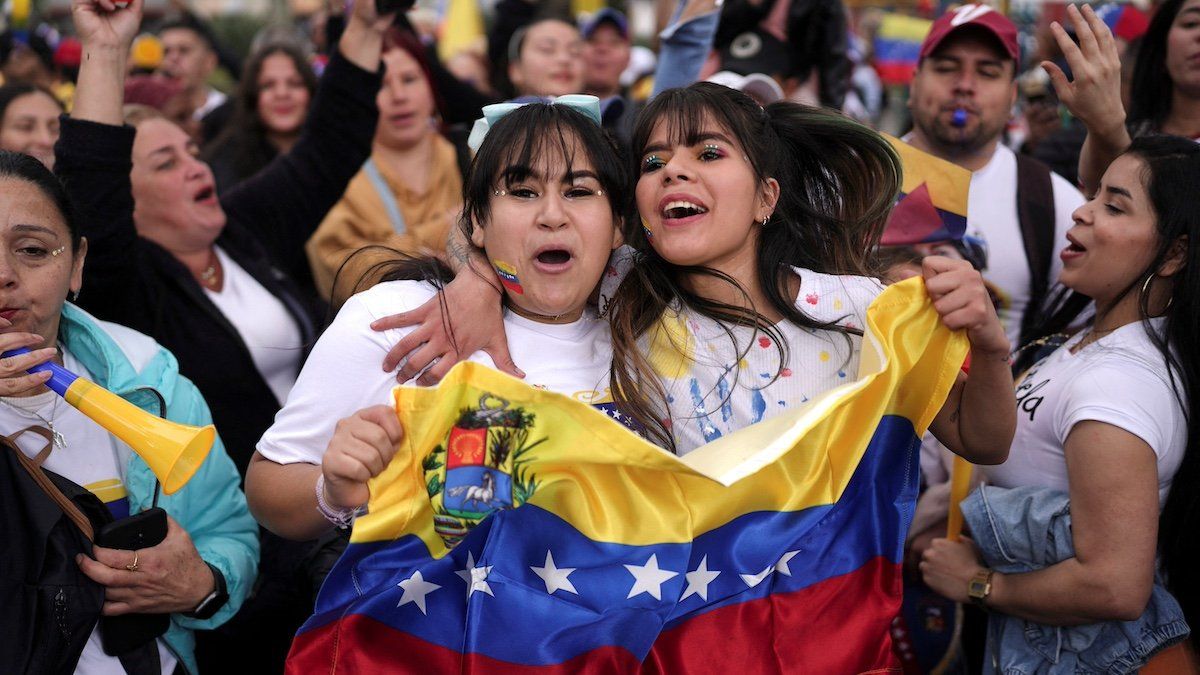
[492,261,523,295]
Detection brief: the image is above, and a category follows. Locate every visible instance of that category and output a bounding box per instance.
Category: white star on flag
[681,555,721,601]
[625,553,678,600]
[531,551,578,595]
[396,570,441,614]
[775,550,799,576]
[740,566,774,588]
[455,551,495,598]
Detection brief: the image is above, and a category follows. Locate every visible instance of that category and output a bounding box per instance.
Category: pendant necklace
[0,393,65,449]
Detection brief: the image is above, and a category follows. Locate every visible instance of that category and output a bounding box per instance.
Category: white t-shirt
[194,88,227,120]
[967,144,1083,345]
[0,350,177,675]
[635,266,883,455]
[984,319,1186,507]
[258,280,615,466]
[204,246,304,406]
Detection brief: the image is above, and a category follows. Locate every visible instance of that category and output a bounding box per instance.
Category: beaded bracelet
[315,474,364,528]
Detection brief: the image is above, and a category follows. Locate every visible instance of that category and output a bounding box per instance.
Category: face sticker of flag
[492,260,523,295]
[286,278,968,674]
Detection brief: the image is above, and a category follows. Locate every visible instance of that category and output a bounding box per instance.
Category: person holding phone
[0,1,261,673]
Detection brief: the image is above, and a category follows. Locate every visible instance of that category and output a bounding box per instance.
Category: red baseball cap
[919,4,1019,63]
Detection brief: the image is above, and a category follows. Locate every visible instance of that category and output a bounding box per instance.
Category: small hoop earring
[761,215,770,227]
[70,289,80,303]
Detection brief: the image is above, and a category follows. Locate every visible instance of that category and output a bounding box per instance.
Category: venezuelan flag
[286,278,967,673]
[882,134,971,247]
[874,13,932,86]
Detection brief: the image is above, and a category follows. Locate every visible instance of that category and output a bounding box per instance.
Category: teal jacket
[58,303,259,674]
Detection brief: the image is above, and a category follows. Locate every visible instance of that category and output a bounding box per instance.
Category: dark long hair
[608,82,902,450]
[1017,136,1200,636]
[0,150,81,251]
[1128,0,1186,131]
[0,83,61,125]
[202,42,317,183]
[334,102,631,309]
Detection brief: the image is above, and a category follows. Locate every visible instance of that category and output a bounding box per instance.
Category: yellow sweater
[307,135,462,302]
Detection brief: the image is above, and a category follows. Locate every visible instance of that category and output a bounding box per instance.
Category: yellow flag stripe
[354,278,966,554]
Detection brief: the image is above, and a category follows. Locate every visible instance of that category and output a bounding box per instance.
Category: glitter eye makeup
[49,245,67,257]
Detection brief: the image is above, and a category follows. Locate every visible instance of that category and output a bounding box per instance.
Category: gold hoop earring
[1141,273,1173,314]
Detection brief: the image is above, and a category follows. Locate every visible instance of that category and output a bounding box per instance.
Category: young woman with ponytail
[921,135,1200,667]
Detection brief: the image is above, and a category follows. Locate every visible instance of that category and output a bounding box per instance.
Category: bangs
[492,116,589,188]
[633,86,751,156]
[636,94,731,154]
[461,103,632,235]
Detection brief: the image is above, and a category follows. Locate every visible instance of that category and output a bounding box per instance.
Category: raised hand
[321,405,405,511]
[922,256,1010,359]
[72,0,143,50]
[1041,4,1125,139]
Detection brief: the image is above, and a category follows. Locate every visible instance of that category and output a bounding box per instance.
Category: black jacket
[55,52,381,475]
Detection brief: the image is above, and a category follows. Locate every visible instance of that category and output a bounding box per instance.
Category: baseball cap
[719,28,794,80]
[919,4,1019,63]
[706,71,784,105]
[580,8,629,41]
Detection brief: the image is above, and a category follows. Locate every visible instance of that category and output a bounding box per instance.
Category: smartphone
[96,507,170,656]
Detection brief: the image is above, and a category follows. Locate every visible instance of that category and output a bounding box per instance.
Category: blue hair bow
[467,94,602,153]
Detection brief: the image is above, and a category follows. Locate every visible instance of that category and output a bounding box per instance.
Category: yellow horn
[64,380,214,495]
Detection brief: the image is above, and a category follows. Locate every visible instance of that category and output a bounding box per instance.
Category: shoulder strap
[363,158,408,235]
[4,434,95,541]
[1014,153,1056,347]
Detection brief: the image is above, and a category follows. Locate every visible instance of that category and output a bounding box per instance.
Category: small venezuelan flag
[286,278,967,673]
[492,261,523,295]
[882,134,972,246]
[874,13,933,86]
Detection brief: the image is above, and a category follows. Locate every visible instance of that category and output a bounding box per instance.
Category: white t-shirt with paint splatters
[640,266,884,455]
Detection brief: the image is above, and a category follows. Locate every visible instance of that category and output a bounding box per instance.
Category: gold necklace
[1070,326,1119,354]
[198,250,220,288]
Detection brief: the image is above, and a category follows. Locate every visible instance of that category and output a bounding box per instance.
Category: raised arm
[923,256,1015,466]
[652,0,722,97]
[1042,3,1130,195]
[216,0,393,287]
[58,0,173,334]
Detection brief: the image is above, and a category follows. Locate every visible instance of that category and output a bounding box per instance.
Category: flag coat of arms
[286,278,968,673]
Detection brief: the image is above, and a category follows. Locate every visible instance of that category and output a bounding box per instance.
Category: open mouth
[661,201,709,219]
[536,249,572,265]
[194,186,216,203]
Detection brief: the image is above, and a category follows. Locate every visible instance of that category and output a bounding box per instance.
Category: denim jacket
[962,485,1187,674]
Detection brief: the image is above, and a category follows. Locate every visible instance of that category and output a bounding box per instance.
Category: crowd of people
[0,0,1197,672]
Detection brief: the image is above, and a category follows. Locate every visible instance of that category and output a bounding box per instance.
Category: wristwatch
[967,568,995,609]
[184,563,229,620]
